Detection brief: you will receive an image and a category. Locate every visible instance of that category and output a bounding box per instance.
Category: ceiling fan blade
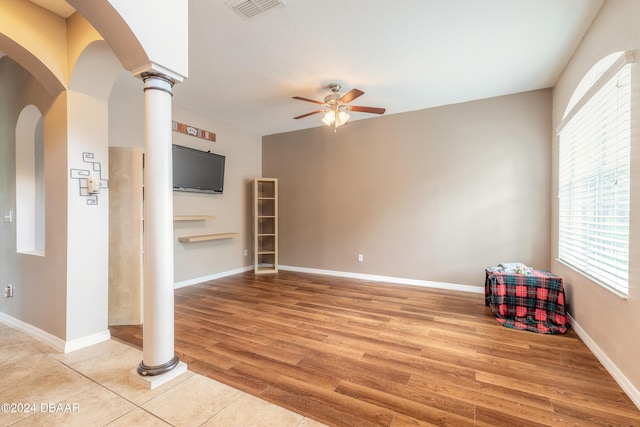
[292,96,324,105]
[349,105,386,114]
[293,110,323,119]
[339,89,364,104]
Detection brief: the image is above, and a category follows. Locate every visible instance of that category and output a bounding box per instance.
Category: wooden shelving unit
[178,233,239,243]
[253,178,278,274]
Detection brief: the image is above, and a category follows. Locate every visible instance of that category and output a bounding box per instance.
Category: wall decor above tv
[172,120,216,142]
[172,144,225,194]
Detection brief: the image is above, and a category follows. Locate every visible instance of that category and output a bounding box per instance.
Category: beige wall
[263,89,552,286]
[0,56,68,340]
[171,106,262,282]
[552,0,640,396]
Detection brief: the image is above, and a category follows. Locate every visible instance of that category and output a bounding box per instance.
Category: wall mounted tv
[172,144,225,194]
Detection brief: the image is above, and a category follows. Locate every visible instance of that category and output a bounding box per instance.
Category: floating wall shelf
[173,215,216,221]
[178,233,240,243]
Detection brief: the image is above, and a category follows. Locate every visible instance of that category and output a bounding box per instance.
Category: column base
[129,361,188,390]
[137,354,180,376]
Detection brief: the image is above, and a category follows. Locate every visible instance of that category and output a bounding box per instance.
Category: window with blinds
[557,52,631,296]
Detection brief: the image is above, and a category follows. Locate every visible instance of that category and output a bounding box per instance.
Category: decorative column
[136,72,179,377]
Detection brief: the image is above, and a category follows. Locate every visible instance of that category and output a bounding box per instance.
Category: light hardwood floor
[110,271,640,426]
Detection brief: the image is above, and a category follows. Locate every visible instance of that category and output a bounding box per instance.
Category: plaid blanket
[485,268,570,334]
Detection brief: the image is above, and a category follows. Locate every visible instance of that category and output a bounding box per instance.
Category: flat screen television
[172,144,225,194]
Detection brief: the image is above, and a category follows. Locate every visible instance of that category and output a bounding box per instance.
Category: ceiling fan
[292,83,386,131]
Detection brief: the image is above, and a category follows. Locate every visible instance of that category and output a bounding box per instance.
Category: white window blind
[558,57,631,296]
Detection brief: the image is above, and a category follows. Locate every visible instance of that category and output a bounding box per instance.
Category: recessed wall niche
[15,104,45,255]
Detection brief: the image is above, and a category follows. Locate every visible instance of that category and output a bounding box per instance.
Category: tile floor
[0,322,326,426]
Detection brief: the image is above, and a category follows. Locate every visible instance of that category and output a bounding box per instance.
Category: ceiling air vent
[226,0,286,20]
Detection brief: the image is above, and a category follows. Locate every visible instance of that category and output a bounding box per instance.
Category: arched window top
[560,51,632,127]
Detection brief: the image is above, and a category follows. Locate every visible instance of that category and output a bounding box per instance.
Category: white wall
[551,0,640,401]
[65,90,110,341]
[62,38,123,343]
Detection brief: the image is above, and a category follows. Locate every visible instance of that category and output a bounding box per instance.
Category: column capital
[131,61,186,84]
[141,72,174,96]
[141,71,175,86]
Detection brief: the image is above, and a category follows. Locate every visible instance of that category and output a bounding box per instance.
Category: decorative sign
[70,152,108,205]
[172,121,216,142]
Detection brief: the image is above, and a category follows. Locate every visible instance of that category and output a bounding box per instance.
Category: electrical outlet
[357,254,364,262]
[4,284,13,298]
[244,249,248,257]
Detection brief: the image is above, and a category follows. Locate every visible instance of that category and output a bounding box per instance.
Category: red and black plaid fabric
[485,268,570,334]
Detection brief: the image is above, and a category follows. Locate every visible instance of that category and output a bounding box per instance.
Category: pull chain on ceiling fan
[293,83,386,131]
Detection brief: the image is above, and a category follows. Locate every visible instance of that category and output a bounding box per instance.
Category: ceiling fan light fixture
[322,109,349,128]
[336,110,350,127]
[293,83,385,131]
[322,110,336,126]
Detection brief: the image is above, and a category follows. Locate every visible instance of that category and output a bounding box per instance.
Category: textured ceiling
[36,0,604,137]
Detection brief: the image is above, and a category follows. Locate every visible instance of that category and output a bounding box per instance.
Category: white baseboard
[174,264,483,294]
[0,311,66,352]
[278,265,484,294]
[0,311,111,354]
[174,265,253,289]
[64,330,111,353]
[569,314,640,410]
